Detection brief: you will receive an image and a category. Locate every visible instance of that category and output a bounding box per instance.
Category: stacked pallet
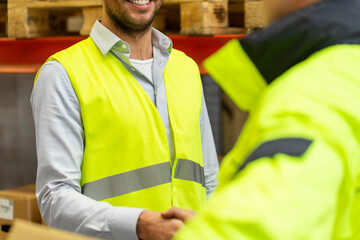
[7,0,101,38]
[175,0,240,35]
[6,0,256,38]
[81,0,246,35]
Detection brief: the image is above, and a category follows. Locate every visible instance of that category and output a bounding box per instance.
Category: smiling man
[30,0,219,239]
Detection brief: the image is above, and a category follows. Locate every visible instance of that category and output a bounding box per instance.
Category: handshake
[136,207,196,240]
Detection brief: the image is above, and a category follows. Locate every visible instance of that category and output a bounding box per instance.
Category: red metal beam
[0,35,245,74]
[0,36,86,65]
[171,35,245,74]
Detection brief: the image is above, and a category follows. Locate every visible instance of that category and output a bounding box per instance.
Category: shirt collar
[90,20,173,56]
[151,27,173,54]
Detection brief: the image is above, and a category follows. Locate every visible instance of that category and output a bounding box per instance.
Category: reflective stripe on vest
[175,159,205,187]
[82,159,205,201]
[82,162,171,201]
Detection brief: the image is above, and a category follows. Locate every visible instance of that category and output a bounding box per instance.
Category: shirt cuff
[109,207,145,240]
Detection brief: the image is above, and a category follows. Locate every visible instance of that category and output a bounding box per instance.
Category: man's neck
[102,18,153,60]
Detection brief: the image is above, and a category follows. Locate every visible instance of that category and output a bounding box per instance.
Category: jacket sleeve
[174,119,344,239]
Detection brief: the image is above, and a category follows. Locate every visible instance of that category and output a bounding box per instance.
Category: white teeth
[128,0,150,5]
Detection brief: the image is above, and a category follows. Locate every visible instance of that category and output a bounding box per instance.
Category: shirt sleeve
[200,88,220,199]
[31,61,144,240]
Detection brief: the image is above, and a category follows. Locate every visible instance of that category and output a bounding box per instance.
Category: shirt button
[121,44,127,50]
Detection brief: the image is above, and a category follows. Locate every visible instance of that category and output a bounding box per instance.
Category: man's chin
[122,13,157,32]
[120,18,154,33]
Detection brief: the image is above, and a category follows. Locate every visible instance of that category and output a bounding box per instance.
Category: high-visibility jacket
[36,37,206,212]
[175,0,360,238]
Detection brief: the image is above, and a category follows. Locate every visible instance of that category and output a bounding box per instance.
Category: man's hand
[161,207,196,222]
[136,210,184,240]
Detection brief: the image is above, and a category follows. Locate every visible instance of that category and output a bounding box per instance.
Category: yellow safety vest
[37,37,206,212]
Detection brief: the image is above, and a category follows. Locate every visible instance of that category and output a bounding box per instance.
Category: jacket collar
[241,0,360,83]
[204,0,360,112]
[90,20,173,56]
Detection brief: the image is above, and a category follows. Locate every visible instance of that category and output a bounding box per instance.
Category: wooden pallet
[159,0,245,34]
[7,0,101,38]
[179,0,245,34]
[7,0,246,38]
[178,0,231,35]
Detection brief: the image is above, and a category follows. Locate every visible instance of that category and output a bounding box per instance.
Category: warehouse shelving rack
[0,35,244,74]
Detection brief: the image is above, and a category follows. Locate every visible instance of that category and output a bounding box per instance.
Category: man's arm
[31,61,181,240]
[174,105,344,239]
[200,88,219,198]
[175,135,343,239]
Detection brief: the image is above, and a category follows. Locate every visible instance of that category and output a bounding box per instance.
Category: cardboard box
[7,219,101,240]
[0,184,41,240]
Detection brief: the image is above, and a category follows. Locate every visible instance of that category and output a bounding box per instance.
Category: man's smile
[127,0,153,9]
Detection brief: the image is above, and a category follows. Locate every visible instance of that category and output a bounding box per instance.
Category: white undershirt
[130,58,154,84]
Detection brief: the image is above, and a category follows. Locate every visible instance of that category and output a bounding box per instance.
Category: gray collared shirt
[31,21,219,240]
